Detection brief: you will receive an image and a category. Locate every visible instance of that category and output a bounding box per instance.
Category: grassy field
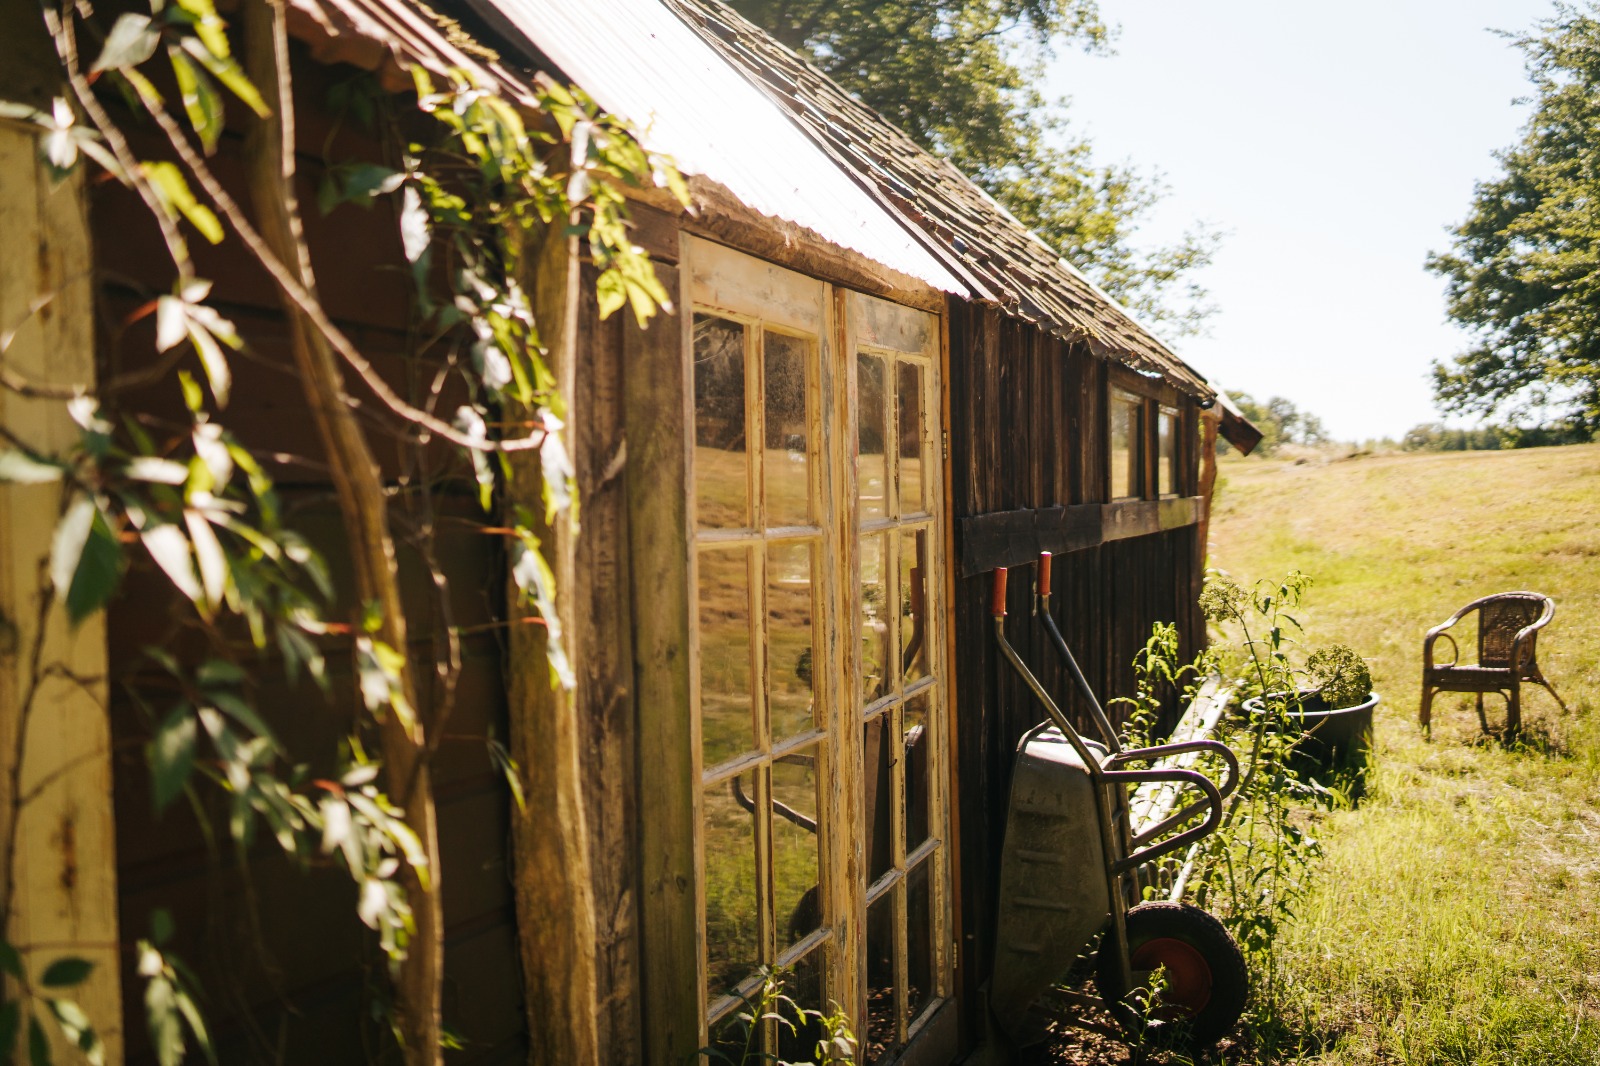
[1208,443,1600,1064]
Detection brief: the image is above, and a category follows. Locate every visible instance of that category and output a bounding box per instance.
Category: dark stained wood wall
[944,301,1205,1028]
[95,44,527,1064]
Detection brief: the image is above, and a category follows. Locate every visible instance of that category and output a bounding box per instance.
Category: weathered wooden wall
[943,301,1205,1028]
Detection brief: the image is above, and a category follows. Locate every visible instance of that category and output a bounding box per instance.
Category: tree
[1223,392,1329,455]
[1427,3,1600,433]
[726,0,1219,334]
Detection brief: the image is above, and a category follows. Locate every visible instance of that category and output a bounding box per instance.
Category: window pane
[1111,389,1140,500]
[774,947,828,1061]
[863,891,896,1064]
[899,528,928,685]
[897,361,926,515]
[1159,409,1177,497]
[703,778,760,1004]
[694,314,749,528]
[858,353,888,522]
[699,547,755,769]
[859,533,890,704]
[764,331,812,526]
[864,713,894,885]
[773,747,822,947]
[903,689,931,854]
[767,541,816,741]
[907,859,935,1025]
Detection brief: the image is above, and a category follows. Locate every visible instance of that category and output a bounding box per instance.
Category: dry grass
[1205,444,1600,1064]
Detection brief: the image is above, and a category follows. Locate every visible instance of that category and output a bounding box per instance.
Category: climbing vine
[0,0,685,1061]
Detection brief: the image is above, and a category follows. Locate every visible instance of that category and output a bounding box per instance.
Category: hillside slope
[1209,444,1600,1063]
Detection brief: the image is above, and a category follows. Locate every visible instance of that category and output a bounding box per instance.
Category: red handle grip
[990,567,1008,618]
[1038,551,1053,596]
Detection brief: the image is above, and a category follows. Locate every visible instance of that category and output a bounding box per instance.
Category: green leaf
[141,162,223,244]
[149,704,198,812]
[177,36,269,119]
[40,958,93,988]
[169,47,224,155]
[150,908,175,947]
[141,523,203,604]
[45,998,101,1064]
[49,495,96,603]
[0,941,21,979]
[195,659,245,687]
[27,1014,48,1066]
[0,450,64,484]
[206,692,278,750]
[92,13,160,73]
[0,1001,17,1059]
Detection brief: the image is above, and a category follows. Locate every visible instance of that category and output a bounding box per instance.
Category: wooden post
[629,235,698,1066]
[0,124,124,1060]
[509,225,601,1066]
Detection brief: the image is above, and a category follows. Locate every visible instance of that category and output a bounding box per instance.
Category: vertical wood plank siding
[944,301,1203,1026]
[95,45,527,1063]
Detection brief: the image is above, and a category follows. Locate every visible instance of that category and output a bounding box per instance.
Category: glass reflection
[858,354,887,521]
[772,748,822,946]
[767,541,816,741]
[1111,389,1140,500]
[859,534,890,703]
[907,860,935,1025]
[694,314,750,529]
[903,690,931,854]
[897,361,925,515]
[1159,409,1177,497]
[899,528,927,684]
[702,779,760,1005]
[864,713,894,885]
[765,332,812,526]
[863,891,896,1063]
[774,948,828,1061]
[699,547,755,769]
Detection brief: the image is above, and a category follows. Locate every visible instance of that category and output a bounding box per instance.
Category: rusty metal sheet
[468,0,967,294]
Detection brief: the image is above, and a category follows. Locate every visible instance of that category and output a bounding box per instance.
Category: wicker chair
[1420,591,1569,737]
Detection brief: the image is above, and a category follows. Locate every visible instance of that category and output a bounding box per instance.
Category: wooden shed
[0,0,1258,1063]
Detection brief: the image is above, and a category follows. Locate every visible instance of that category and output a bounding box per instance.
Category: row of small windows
[1109,386,1184,501]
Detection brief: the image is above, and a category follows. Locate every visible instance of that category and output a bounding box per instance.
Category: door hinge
[942,430,949,461]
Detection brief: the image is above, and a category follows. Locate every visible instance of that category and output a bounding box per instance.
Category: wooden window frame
[681,241,955,1061]
[1107,369,1192,503]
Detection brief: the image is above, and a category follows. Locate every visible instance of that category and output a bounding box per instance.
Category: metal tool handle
[1108,739,1240,799]
[1101,767,1225,873]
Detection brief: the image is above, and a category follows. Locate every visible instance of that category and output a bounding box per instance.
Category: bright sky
[1045,0,1557,441]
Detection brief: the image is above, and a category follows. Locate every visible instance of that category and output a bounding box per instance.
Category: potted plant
[1236,643,1377,764]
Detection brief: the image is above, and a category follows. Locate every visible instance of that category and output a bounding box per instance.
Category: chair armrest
[1423,615,1464,670]
[1510,598,1555,672]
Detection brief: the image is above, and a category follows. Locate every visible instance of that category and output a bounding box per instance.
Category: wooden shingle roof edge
[663,0,1218,401]
[274,0,1260,446]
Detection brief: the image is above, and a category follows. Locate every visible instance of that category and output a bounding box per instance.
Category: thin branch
[107,53,548,456]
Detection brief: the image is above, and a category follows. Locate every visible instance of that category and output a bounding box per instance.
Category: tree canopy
[727,0,1218,334]
[1222,393,1329,455]
[1427,3,1600,434]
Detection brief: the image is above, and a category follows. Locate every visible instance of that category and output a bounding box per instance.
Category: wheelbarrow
[976,554,1247,1058]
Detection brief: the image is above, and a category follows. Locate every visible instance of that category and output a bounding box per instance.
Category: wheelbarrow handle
[1107,739,1240,799]
[991,567,1008,619]
[1102,766,1225,874]
[1037,551,1052,596]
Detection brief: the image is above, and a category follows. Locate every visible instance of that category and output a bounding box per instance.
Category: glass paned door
[692,305,831,1050]
[850,292,949,1063]
[686,241,952,1059]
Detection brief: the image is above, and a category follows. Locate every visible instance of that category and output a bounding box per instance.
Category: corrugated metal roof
[665,0,1217,400]
[459,0,965,293]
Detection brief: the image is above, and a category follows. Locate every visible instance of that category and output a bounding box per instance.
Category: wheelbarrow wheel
[1095,901,1247,1050]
